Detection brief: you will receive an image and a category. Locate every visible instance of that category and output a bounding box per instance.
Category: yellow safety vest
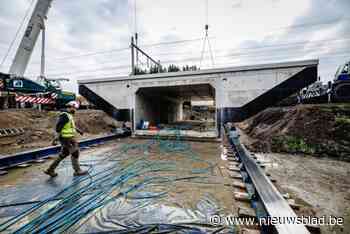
[60,113,76,138]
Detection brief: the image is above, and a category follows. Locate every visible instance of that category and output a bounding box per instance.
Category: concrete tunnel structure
[78,59,318,137]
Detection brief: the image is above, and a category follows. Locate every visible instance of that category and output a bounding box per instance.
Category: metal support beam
[39,16,46,79]
[9,0,53,77]
[131,36,135,75]
[131,42,161,67]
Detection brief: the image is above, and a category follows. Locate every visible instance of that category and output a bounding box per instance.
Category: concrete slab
[0,170,8,176]
[233,181,247,189]
[228,166,241,172]
[234,192,251,202]
[240,228,261,234]
[0,138,237,233]
[229,172,243,179]
[238,206,256,219]
[134,129,218,140]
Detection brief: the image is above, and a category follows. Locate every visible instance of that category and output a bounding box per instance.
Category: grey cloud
[1,0,349,92]
[232,0,350,81]
[49,0,132,51]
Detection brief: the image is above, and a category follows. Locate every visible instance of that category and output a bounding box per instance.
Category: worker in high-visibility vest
[44,101,87,177]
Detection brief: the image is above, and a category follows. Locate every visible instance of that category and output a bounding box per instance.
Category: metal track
[0,130,131,171]
[227,128,310,234]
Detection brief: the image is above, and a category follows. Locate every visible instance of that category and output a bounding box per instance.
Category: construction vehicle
[332,60,350,101]
[0,0,75,109]
[300,60,350,103]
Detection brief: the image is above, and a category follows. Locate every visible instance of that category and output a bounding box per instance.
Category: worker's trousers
[47,137,82,173]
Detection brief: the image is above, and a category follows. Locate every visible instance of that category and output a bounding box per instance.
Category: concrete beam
[79,59,318,84]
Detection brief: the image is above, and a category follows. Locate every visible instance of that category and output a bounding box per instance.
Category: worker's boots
[44,156,63,177]
[44,169,58,177]
[71,156,88,176]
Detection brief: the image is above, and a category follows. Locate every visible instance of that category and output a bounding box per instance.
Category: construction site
[0,0,349,234]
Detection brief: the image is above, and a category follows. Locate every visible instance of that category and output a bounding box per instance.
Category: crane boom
[9,0,53,77]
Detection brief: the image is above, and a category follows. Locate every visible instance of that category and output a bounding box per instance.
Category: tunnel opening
[134,84,217,139]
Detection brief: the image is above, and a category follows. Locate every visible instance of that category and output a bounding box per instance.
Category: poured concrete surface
[135,129,218,139]
[0,138,237,233]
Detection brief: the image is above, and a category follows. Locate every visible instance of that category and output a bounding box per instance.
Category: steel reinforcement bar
[226,127,310,234]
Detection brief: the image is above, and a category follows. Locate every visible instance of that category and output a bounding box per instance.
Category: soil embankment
[238,104,350,161]
[0,109,122,155]
[238,103,350,233]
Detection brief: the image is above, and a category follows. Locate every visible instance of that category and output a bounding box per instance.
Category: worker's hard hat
[66,101,80,109]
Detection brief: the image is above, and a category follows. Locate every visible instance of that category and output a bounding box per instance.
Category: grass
[272,136,316,154]
[335,116,350,125]
[334,116,350,141]
[319,103,350,115]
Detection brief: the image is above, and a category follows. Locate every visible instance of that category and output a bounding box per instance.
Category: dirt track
[263,153,350,234]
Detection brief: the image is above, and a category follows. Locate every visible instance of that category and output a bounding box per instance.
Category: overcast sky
[0,0,349,93]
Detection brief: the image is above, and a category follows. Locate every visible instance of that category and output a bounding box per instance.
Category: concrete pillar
[177,101,183,121]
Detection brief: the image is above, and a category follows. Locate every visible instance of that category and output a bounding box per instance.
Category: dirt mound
[0,109,122,155]
[238,104,350,161]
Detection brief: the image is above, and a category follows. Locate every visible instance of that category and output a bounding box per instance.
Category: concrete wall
[215,66,305,108]
[82,80,133,109]
[80,61,316,110]
[135,93,157,126]
[79,60,318,133]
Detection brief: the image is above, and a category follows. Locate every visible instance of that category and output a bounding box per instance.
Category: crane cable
[200,0,215,68]
[134,0,139,68]
[0,0,36,70]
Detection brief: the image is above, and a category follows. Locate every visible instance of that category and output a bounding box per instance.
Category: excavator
[0,0,75,109]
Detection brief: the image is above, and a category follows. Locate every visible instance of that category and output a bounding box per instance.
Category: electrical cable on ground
[0,129,229,233]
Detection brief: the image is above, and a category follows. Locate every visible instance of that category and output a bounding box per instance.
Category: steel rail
[228,129,310,234]
[0,130,131,171]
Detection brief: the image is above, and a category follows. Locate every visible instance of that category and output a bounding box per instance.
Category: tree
[134,67,147,75]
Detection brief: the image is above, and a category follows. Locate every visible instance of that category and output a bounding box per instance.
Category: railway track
[0,130,131,174]
[224,125,317,234]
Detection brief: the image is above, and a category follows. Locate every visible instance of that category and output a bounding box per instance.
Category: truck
[300,60,350,103]
[332,60,350,102]
[0,0,75,109]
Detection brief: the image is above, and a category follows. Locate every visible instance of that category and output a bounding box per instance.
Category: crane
[0,0,75,109]
[9,0,52,77]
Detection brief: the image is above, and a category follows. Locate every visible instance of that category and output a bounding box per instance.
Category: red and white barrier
[15,95,55,104]
[51,93,58,99]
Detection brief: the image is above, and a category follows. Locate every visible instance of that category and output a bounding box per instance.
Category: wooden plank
[234,192,251,202]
